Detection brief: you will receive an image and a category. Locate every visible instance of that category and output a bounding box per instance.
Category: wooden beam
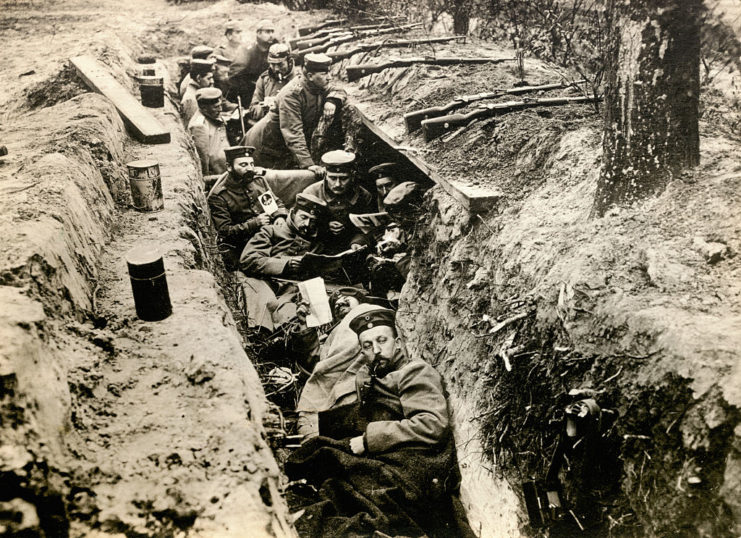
[70,55,170,144]
[356,109,502,213]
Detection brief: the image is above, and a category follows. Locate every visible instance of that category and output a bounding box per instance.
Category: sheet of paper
[297,277,333,327]
[349,212,390,234]
[258,190,280,216]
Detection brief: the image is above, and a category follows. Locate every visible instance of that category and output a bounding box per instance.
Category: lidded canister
[126,244,172,321]
[126,160,164,211]
[139,75,164,108]
[137,55,158,77]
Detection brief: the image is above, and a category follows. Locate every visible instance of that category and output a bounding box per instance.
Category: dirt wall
[0,44,292,536]
[396,121,741,536]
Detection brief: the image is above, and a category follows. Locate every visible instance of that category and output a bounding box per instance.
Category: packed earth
[0,0,739,537]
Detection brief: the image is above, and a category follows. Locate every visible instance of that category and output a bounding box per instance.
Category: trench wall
[0,45,292,536]
[396,126,741,536]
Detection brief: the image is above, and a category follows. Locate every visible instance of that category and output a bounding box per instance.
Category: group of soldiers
[174,18,473,537]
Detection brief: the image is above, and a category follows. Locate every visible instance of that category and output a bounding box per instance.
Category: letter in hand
[349,435,365,455]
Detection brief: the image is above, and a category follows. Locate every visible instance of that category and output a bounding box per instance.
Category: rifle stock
[421,95,601,141]
[404,80,586,132]
[346,56,516,83]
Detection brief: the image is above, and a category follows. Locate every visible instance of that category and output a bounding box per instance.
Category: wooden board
[356,109,502,213]
[70,55,170,144]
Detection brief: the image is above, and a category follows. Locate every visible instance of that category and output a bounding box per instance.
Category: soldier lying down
[286,308,475,538]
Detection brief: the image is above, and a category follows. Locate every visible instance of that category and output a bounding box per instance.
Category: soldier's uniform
[179,45,214,98]
[244,53,346,169]
[238,193,327,331]
[227,19,275,105]
[248,43,296,123]
[302,150,374,253]
[368,162,399,212]
[181,59,214,124]
[188,87,230,176]
[208,145,286,270]
[216,21,243,61]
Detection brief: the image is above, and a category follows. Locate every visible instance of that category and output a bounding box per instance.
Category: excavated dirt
[0,0,336,535]
[2,0,740,537]
[338,33,741,538]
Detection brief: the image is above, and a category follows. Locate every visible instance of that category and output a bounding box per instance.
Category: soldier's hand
[295,301,311,328]
[286,257,303,273]
[323,101,337,119]
[328,221,345,235]
[308,165,326,178]
[264,96,275,108]
[257,213,271,227]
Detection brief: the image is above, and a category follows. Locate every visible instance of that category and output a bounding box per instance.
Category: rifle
[298,19,347,37]
[327,35,467,62]
[294,23,424,64]
[404,80,587,132]
[421,95,602,141]
[290,23,399,47]
[346,56,517,83]
[294,32,353,51]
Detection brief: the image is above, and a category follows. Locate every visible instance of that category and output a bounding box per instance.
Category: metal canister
[126,245,172,322]
[126,160,164,211]
[139,76,164,108]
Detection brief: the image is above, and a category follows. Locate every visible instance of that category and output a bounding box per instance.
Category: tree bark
[592,0,701,217]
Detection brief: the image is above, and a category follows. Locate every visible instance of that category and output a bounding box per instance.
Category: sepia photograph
[0,0,739,536]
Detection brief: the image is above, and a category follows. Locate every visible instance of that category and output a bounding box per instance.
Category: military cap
[195,87,222,105]
[329,286,368,313]
[321,150,355,174]
[368,162,397,180]
[349,308,396,335]
[383,181,419,207]
[190,45,215,59]
[225,21,241,33]
[214,54,232,66]
[190,58,215,76]
[224,145,255,162]
[257,19,275,31]
[294,192,327,217]
[268,43,291,62]
[304,53,332,73]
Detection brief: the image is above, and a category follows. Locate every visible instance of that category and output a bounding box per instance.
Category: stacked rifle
[401,80,600,141]
[345,56,517,83]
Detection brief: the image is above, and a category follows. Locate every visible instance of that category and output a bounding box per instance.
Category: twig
[603,366,622,384]
[476,214,496,235]
[483,310,533,337]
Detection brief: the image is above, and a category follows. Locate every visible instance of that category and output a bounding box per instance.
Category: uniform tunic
[227,41,271,105]
[239,216,322,277]
[180,80,201,124]
[208,172,286,269]
[244,76,346,169]
[179,74,192,98]
[248,67,296,122]
[302,180,374,251]
[188,110,229,176]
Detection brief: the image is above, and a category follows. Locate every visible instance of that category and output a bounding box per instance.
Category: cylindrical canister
[139,76,164,108]
[126,245,172,322]
[126,160,164,211]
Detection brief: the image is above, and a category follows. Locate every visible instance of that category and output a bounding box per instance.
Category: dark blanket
[285,404,476,538]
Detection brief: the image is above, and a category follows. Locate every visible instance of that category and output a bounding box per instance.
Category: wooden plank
[356,109,502,213]
[70,55,170,144]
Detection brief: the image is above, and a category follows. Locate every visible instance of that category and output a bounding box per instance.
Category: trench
[2,2,740,537]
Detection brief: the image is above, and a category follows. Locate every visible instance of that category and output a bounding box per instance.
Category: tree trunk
[592,0,701,217]
[452,0,470,35]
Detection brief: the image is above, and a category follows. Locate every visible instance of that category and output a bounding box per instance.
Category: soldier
[302,150,374,253]
[248,43,296,123]
[179,45,215,98]
[216,20,244,61]
[238,193,327,331]
[208,145,286,270]
[188,87,230,180]
[245,53,346,171]
[367,162,400,211]
[227,19,277,105]
[181,59,215,124]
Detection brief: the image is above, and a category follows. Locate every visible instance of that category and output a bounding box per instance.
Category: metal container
[139,76,164,108]
[126,245,172,322]
[126,160,164,211]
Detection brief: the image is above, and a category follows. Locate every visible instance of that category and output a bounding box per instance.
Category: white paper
[258,190,280,216]
[297,277,333,328]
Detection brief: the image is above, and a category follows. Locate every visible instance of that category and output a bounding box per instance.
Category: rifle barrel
[404,80,587,132]
[421,95,600,141]
[346,57,516,82]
